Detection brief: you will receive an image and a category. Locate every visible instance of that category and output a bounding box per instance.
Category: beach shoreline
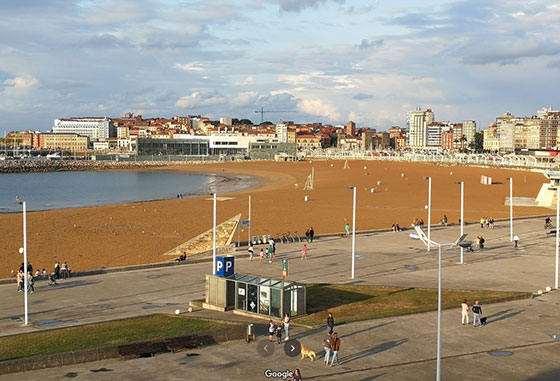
[0,160,551,278]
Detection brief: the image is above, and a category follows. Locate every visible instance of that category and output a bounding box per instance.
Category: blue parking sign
[216,256,234,277]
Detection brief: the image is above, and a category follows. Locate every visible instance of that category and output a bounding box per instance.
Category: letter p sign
[216,256,235,277]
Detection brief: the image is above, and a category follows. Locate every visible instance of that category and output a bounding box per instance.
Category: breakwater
[0,160,172,173]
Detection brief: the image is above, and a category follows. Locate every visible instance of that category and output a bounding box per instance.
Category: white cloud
[175,91,227,109]
[3,74,38,90]
[230,91,259,107]
[297,98,340,121]
[243,76,254,85]
[173,62,205,71]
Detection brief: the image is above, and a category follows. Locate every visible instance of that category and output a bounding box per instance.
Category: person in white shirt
[461,300,469,325]
[283,313,291,341]
[513,235,519,248]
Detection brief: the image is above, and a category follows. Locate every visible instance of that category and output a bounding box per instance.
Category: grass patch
[295,284,530,327]
[0,314,230,361]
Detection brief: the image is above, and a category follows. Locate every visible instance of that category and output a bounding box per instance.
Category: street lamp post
[455,181,464,264]
[248,195,252,245]
[424,176,432,251]
[553,187,559,290]
[16,196,28,326]
[212,193,217,275]
[507,177,513,241]
[409,226,468,381]
[348,186,357,279]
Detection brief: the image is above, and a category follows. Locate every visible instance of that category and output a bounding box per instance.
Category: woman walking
[461,300,469,325]
[283,313,291,341]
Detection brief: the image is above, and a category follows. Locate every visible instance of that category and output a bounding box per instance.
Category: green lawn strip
[295,284,530,327]
[0,314,230,362]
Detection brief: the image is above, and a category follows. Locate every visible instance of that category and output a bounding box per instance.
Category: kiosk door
[247,284,258,313]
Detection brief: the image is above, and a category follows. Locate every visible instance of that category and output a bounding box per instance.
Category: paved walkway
[2,216,560,379]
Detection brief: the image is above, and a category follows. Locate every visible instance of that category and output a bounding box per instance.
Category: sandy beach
[0,160,551,278]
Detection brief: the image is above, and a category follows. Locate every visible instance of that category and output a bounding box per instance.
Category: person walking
[268,320,276,342]
[472,301,483,327]
[27,271,34,294]
[248,245,254,261]
[61,262,68,280]
[305,229,310,243]
[54,262,60,279]
[327,312,334,332]
[276,323,283,344]
[309,227,314,243]
[268,244,274,263]
[301,244,308,260]
[16,270,23,292]
[323,331,332,366]
[513,234,519,249]
[260,248,265,263]
[461,300,469,325]
[480,217,484,228]
[329,332,341,367]
[344,223,350,238]
[283,313,291,341]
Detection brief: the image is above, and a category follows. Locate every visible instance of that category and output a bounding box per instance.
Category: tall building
[462,120,476,146]
[345,121,356,136]
[275,123,288,143]
[483,123,499,151]
[52,117,115,141]
[496,113,516,152]
[407,108,434,147]
[426,122,446,147]
[541,112,560,149]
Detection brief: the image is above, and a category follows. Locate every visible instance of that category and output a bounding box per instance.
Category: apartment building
[52,117,115,141]
[407,108,434,147]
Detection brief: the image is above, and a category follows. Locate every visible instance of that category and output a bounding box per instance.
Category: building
[338,136,362,151]
[296,134,322,153]
[426,122,446,147]
[275,123,288,143]
[372,132,390,149]
[39,133,89,152]
[483,123,499,152]
[248,142,297,160]
[541,112,560,149]
[462,120,476,146]
[407,108,434,147]
[345,121,356,136]
[360,130,376,150]
[52,117,115,141]
[441,130,454,150]
[136,137,209,156]
[220,117,233,126]
[452,123,464,150]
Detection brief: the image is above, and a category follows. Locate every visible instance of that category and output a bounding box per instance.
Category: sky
[1,0,559,132]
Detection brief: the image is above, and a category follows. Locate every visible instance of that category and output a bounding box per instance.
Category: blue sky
[1,0,559,132]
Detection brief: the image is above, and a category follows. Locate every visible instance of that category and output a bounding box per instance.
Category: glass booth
[205,273,306,318]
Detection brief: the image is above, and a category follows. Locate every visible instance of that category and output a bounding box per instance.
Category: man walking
[309,227,315,243]
[330,332,341,367]
[248,244,254,261]
[461,300,469,325]
[513,234,519,249]
[327,312,334,332]
[472,301,482,327]
[323,331,332,365]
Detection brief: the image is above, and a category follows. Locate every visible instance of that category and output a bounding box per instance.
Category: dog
[480,316,487,326]
[300,343,316,361]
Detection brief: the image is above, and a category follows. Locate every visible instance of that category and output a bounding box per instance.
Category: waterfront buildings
[407,108,434,147]
[52,117,115,141]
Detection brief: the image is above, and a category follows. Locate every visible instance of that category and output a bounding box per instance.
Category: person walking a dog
[330,332,341,367]
[472,301,483,327]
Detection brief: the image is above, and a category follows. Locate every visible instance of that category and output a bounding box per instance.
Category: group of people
[323,312,341,367]
[53,261,70,280]
[16,262,35,294]
[248,239,277,263]
[304,227,315,243]
[475,236,486,249]
[268,313,292,343]
[412,217,425,228]
[461,300,485,327]
[480,217,495,229]
[391,223,402,232]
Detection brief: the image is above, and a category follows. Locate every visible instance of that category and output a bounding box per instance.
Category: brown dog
[300,343,316,361]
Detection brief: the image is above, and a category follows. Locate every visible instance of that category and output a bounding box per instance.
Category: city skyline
[1,1,560,131]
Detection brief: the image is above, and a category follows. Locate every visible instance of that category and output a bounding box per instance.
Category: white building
[275,123,288,143]
[220,117,233,126]
[407,108,434,147]
[462,120,476,146]
[52,117,115,141]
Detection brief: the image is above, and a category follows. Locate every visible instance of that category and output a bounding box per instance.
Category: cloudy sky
[1,0,559,132]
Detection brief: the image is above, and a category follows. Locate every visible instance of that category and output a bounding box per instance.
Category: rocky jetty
[0,160,172,173]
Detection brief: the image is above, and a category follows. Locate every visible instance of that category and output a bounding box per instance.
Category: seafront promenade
[1,216,560,379]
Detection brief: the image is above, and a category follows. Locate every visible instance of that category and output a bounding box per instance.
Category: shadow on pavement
[529,368,560,380]
[343,322,395,339]
[340,339,407,364]
[487,310,524,324]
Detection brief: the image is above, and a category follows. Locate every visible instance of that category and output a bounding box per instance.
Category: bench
[164,335,202,353]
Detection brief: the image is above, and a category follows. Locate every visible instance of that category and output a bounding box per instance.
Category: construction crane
[254,107,296,124]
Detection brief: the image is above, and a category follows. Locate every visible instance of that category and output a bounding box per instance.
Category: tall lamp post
[248,195,252,245]
[551,187,560,289]
[212,193,217,275]
[15,196,28,326]
[507,177,513,241]
[409,226,468,381]
[348,186,357,279]
[455,181,464,264]
[423,176,432,251]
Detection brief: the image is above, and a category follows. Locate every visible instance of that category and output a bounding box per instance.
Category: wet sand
[0,160,550,278]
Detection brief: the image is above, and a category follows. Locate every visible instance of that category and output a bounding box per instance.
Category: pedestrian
[323,330,332,365]
[513,234,519,249]
[248,245,254,261]
[276,323,283,344]
[268,245,274,263]
[472,301,482,327]
[291,369,302,381]
[28,272,34,294]
[268,320,276,342]
[309,227,314,243]
[489,217,494,229]
[305,229,310,243]
[283,313,291,341]
[54,262,60,279]
[479,236,485,249]
[271,239,276,261]
[327,312,334,332]
[260,248,265,263]
[16,270,23,292]
[42,268,47,277]
[480,218,484,228]
[301,244,308,260]
[61,261,68,280]
[344,223,350,238]
[329,332,341,367]
[443,215,448,226]
[461,300,469,325]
